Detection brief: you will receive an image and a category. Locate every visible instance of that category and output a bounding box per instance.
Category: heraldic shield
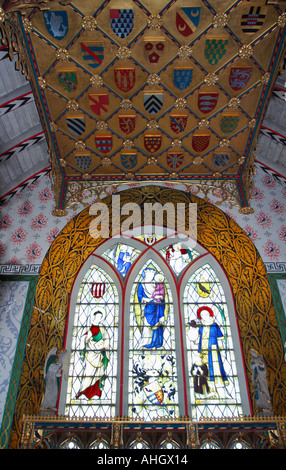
[205,38,228,65]
[192,133,210,153]
[95,135,113,154]
[241,6,266,34]
[144,93,163,114]
[198,92,218,114]
[56,69,77,93]
[43,11,68,39]
[176,7,201,37]
[167,151,184,170]
[220,114,240,134]
[89,94,109,116]
[170,114,188,134]
[66,115,86,136]
[121,152,137,169]
[110,9,134,38]
[144,134,162,153]
[118,114,136,134]
[213,152,230,169]
[173,68,193,91]
[229,67,252,91]
[114,68,135,93]
[74,154,91,171]
[81,42,104,69]
[144,38,165,64]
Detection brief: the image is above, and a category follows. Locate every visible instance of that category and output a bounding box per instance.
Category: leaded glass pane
[128,260,179,420]
[160,242,200,275]
[101,243,141,276]
[65,264,119,418]
[183,264,243,420]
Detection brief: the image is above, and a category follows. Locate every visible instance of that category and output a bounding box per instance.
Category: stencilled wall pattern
[0,160,285,271]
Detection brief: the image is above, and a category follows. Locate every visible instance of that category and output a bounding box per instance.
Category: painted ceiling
[1,0,286,214]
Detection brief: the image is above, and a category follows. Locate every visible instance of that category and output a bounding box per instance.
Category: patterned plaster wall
[0,160,285,271]
[0,280,29,427]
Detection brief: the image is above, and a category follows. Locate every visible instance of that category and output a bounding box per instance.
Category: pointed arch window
[61,232,251,421]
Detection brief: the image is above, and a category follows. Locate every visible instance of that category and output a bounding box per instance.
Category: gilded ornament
[123,140,134,149]
[90,75,103,87]
[219,139,230,148]
[239,206,254,214]
[59,158,66,167]
[147,14,162,29]
[204,73,218,86]
[67,100,79,111]
[248,119,256,129]
[22,17,33,33]
[169,171,178,179]
[126,172,135,179]
[52,208,67,217]
[147,120,159,130]
[121,98,132,110]
[238,44,253,59]
[0,8,5,23]
[116,46,131,60]
[147,74,160,86]
[261,73,270,85]
[38,76,46,88]
[171,139,182,148]
[148,156,157,165]
[193,156,203,165]
[228,97,240,109]
[82,16,97,31]
[82,173,90,179]
[238,157,245,164]
[96,121,108,130]
[198,119,210,130]
[50,122,58,132]
[102,157,112,166]
[213,13,228,28]
[56,48,70,61]
[175,98,186,109]
[278,13,286,27]
[213,171,221,177]
[178,45,193,59]
[75,141,86,150]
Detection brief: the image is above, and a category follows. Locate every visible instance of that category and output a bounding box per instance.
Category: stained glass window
[183,264,243,420]
[63,233,249,422]
[128,259,179,420]
[65,264,119,418]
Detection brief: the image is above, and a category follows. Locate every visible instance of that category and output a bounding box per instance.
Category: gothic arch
[10,185,286,448]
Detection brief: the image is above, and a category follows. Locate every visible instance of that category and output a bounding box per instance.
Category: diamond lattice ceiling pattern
[4,0,286,213]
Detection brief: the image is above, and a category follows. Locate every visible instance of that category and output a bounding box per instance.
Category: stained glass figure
[129,260,179,419]
[65,265,118,418]
[160,243,199,275]
[184,264,243,419]
[101,243,141,276]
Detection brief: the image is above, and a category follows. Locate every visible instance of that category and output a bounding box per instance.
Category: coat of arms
[144,38,165,64]
[144,134,162,153]
[88,94,109,116]
[167,151,184,169]
[110,9,134,38]
[205,38,228,65]
[241,6,266,34]
[173,68,193,91]
[56,69,77,93]
[176,7,201,37]
[192,133,210,153]
[144,93,164,114]
[212,152,230,169]
[74,153,91,171]
[170,114,188,134]
[43,11,68,39]
[229,67,252,91]
[118,114,136,134]
[66,115,86,137]
[81,42,104,69]
[198,92,218,114]
[114,68,135,93]
[220,113,240,134]
[121,152,137,169]
[95,135,113,154]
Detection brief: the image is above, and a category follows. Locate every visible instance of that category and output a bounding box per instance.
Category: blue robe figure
[198,321,228,384]
[137,270,165,349]
[117,248,132,275]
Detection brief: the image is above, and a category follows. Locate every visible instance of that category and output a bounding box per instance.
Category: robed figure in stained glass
[136,268,166,349]
[76,309,109,400]
[188,306,228,398]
